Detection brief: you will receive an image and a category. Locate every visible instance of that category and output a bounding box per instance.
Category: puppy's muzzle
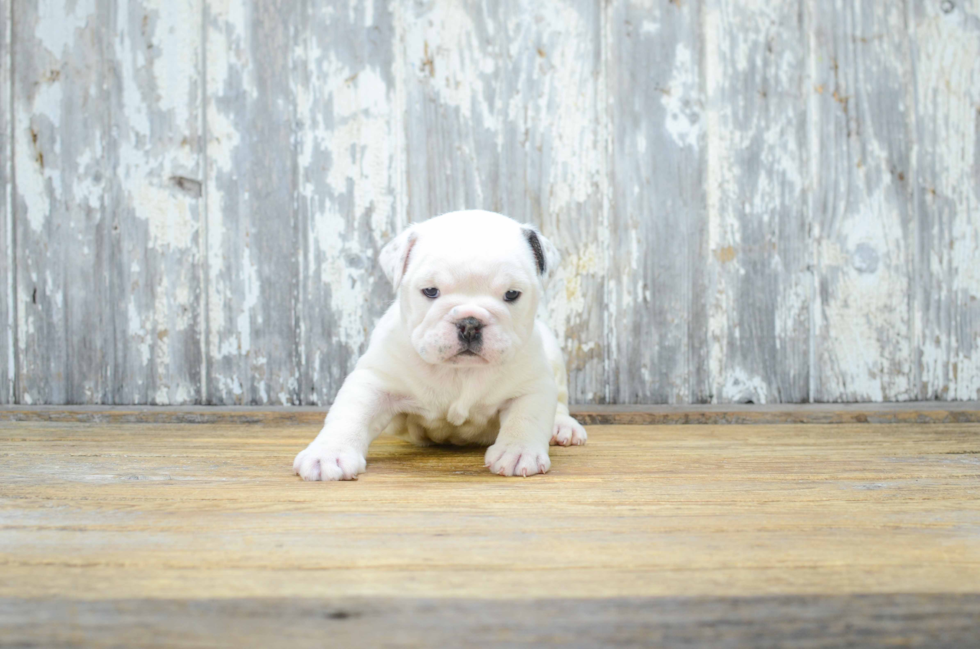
[456,317,483,348]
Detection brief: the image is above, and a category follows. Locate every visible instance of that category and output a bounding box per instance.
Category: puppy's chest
[412,374,506,424]
[406,399,503,446]
[414,393,497,426]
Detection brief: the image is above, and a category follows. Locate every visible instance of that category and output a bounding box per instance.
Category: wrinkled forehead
[407,227,537,287]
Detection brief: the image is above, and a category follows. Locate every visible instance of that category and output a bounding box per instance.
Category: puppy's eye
[421,287,440,299]
[504,290,521,302]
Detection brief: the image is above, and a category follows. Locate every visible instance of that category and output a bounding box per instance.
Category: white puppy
[293,210,587,481]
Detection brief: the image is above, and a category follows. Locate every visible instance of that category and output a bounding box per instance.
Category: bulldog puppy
[293,210,587,481]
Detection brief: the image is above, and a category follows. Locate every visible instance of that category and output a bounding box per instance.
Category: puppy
[293,210,587,480]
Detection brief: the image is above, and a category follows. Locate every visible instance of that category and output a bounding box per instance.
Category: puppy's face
[380,211,558,367]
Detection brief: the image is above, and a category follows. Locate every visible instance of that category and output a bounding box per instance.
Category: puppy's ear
[379,225,419,288]
[521,225,560,280]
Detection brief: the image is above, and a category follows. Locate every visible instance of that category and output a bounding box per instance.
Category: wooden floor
[2,415,979,646]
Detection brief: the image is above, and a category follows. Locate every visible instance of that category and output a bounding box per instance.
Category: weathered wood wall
[1,0,978,405]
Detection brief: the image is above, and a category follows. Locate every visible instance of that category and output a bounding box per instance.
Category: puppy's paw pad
[293,445,366,481]
[485,443,550,477]
[551,415,587,447]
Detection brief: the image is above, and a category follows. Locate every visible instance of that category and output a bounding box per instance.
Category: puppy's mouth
[452,348,487,363]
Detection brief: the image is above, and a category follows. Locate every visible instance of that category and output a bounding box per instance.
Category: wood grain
[296,0,401,406]
[808,0,916,401]
[13,0,113,404]
[606,0,707,404]
[910,0,980,401]
[1,418,979,645]
[2,419,979,600]
[1,0,10,403]
[2,402,978,426]
[106,0,205,405]
[4,0,980,406]
[205,0,303,405]
[3,594,980,648]
[704,0,809,404]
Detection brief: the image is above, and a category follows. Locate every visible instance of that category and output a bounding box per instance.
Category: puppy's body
[370,315,566,448]
[294,210,586,481]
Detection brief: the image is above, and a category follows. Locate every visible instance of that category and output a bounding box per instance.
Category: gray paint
[107,0,206,405]
[909,0,980,401]
[2,0,11,403]
[205,0,302,405]
[808,0,917,402]
[5,0,980,405]
[295,0,402,406]
[607,0,708,405]
[705,0,809,405]
[14,0,113,404]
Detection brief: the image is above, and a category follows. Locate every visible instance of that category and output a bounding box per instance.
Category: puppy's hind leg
[539,323,587,447]
[552,371,588,447]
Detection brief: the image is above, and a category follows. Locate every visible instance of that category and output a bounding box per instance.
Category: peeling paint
[35,0,97,57]
[403,2,495,127]
[661,43,701,150]
[109,0,204,405]
[292,0,401,405]
[912,0,980,400]
[808,0,916,402]
[548,241,600,353]
[6,0,980,406]
[2,0,11,401]
[705,0,810,404]
[722,368,770,404]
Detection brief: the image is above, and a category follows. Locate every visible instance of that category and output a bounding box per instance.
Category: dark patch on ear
[523,228,546,275]
[402,233,418,280]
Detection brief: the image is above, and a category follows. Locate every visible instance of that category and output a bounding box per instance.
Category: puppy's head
[379,210,558,366]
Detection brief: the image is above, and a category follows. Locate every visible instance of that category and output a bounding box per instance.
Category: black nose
[456,317,483,344]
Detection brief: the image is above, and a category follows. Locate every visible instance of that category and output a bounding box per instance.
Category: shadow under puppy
[293,210,587,481]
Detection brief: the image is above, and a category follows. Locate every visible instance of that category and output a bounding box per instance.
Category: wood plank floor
[2,418,979,646]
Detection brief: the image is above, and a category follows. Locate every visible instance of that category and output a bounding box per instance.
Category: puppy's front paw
[485,443,550,477]
[551,415,587,446]
[293,444,366,481]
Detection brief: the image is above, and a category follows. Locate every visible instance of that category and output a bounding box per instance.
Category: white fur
[293,210,587,481]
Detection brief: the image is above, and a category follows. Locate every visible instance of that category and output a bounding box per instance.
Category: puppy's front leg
[293,370,394,481]
[485,383,557,477]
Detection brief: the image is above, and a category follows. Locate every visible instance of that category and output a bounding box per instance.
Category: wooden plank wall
[1,0,10,403]
[2,0,978,406]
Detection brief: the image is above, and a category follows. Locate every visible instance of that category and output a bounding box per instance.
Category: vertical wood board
[2,0,979,405]
[13,0,112,404]
[606,0,707,404]
[106,0,205,404]
[205,0,301,404]
[703,0,809,404]
[808,0,916,402]
[1,0,11,403]
[296,0,402,406]
[910,0,980,401]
